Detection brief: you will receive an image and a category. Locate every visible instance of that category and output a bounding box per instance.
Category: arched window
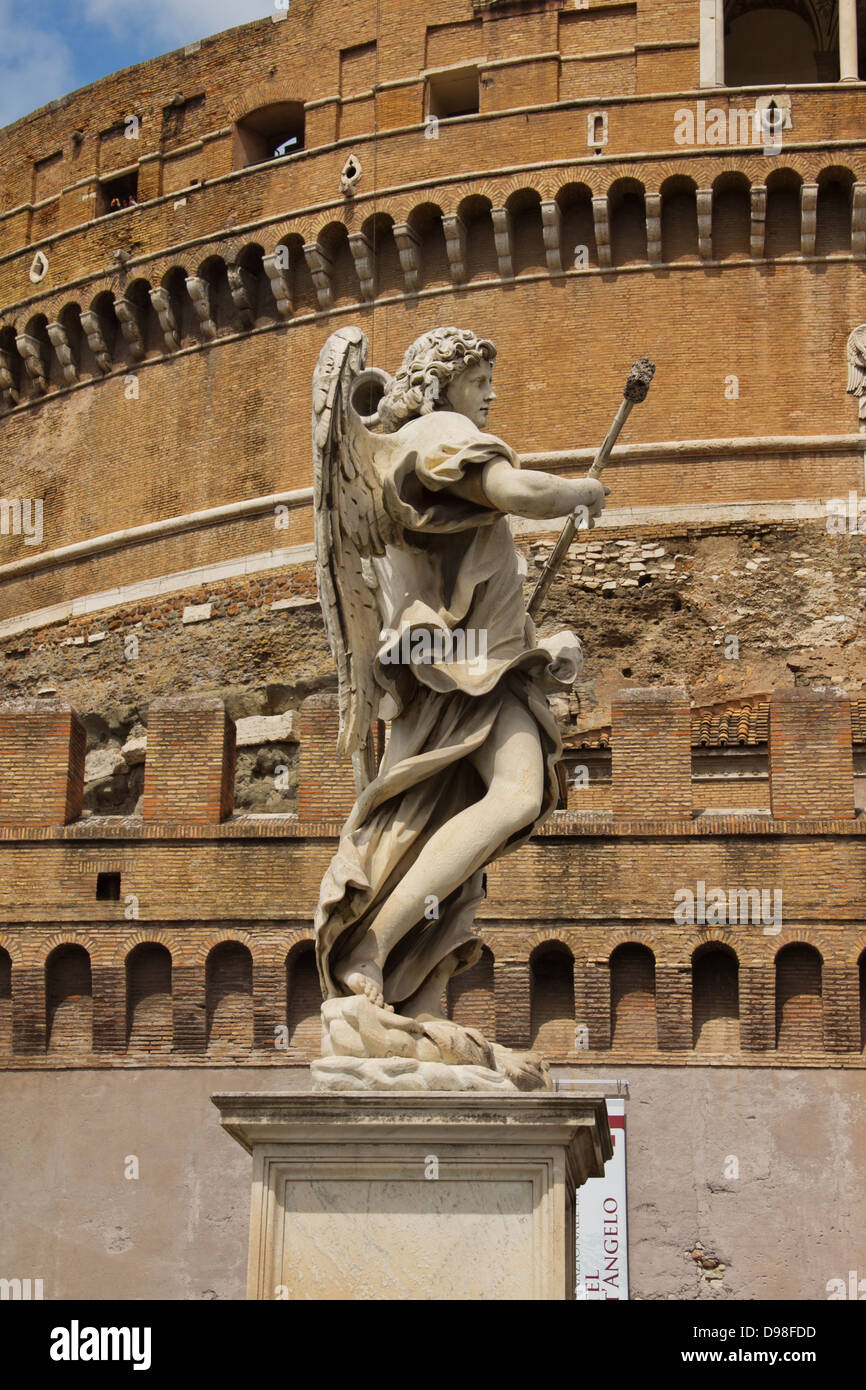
[507,189,546,277]
[765,169,802,258]
[206,942,253,1053]
[57,302,86,374]
[816,169,854,255]
[195,256,235,334]
[21,313,53,392]
[0,324,23,406]
[126,944,172,1052]
[775,944,823,1051]
[692,945,739,1052]
[558,182,597,271]
[123,279,162,355]
[712,174,751,260]
[46,945,92,1053]
[317,222,359,307]
[725,3,829,85]
[286,944,322,1051]
[609,181,648,267]
[447,945,495,1038]
[530,942,575,1053]
[361,214,404,298]
[233,102,305,169]
[408,204,450,290]
[274,235,318,317]
[610,944,656,1050]
[231,245,277,325]
[457,195,498,282]
[660,177,700,262]
[161,267,196,346]
[0,948,11,1053]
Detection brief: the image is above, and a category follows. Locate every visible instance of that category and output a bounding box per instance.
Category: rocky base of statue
[312,995,552,1093]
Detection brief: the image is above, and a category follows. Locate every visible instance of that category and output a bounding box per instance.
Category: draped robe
[314,409,582,1010]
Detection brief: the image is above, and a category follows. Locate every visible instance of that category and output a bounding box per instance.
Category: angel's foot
[334,959,391,1010]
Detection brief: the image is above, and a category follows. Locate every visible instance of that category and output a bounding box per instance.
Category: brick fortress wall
[1,0,866,624]
[0,682,863,1071]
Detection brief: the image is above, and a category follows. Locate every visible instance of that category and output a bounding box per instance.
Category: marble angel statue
[310,325,606,1090]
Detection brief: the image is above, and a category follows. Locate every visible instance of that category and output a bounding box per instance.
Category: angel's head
[378,326,497,432]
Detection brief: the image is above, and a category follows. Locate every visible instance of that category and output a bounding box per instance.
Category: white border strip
[0,542,315,641]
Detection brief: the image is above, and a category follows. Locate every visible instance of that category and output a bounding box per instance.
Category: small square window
[96,872,121,901]
[428,66,480,120]
[97,171,139,217]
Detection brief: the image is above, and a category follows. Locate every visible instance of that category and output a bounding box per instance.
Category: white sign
[576,1097,628,1300]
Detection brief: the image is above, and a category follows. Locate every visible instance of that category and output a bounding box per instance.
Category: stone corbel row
[4,176,866,410]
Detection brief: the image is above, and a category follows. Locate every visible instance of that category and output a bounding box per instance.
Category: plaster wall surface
[0,1064,862,1301]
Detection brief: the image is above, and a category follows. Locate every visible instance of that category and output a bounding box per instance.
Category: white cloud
[0,1,76,129]
[81,0,274,48]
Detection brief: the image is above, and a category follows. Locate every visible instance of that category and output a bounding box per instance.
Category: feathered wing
[846,325,866,396]
[312,326,401,791]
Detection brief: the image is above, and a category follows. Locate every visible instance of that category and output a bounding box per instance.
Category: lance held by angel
[311,325,606,1088]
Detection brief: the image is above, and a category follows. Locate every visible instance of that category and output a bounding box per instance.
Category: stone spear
[526,356,656,621]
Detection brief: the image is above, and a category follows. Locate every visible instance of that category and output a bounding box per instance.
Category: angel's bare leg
[400,950,463,1020]
[333,692,545,1007]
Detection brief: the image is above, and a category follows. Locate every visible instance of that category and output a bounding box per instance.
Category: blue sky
[0,0,276,128]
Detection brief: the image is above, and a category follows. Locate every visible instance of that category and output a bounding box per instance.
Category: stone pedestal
[213,1091,612,1301]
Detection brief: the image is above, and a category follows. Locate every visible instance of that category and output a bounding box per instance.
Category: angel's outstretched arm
[474,456,607,521]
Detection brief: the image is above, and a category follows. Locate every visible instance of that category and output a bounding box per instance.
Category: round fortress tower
[0,0,864,669]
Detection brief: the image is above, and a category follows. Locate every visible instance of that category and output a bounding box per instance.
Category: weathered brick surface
[297,693,358,822]
[0,682,861,1068]
[0,699,85,825]
[142,697,236,823]
[611,687,692,819]
[1,0,866,628]
[769,688,856,820]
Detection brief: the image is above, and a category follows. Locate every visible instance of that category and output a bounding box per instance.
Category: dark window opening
[234,102,306,168]
[428,66,480,120]
[724,3,831,85]
[97,171,138,217]
[96,872,121,901]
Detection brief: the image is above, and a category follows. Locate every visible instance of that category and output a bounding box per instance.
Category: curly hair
[377,326,496,433]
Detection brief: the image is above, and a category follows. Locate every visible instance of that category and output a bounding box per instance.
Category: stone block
[214,1091,611,1301]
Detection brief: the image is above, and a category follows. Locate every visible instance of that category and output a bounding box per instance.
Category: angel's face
[444,360,496,429]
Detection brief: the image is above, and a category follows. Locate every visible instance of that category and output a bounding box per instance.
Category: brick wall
[0,698,85,825]
[0,683,862,1071]
[142,696,235,823]
[447,944,496,1037]
[769,689,856,820]
[2,0,866,635]
[611,686,692,819]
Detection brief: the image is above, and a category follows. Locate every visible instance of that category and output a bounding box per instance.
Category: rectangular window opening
[96,872,121,901]
[428,66,481,120]
[97,170,139,217]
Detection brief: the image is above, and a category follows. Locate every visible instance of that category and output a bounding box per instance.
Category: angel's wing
[312,326,401,792]
[846,325,866,396]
